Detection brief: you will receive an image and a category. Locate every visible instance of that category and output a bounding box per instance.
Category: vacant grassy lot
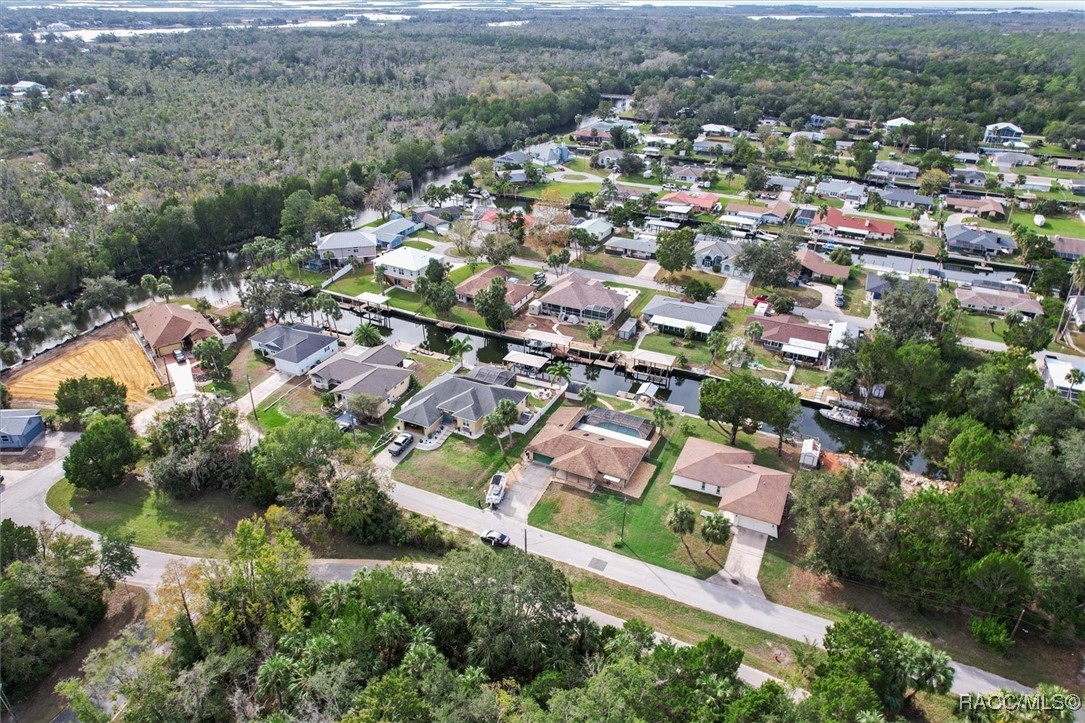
[574,251,646,277]
[47,477,260,557]
[602,282,679,317]
[654,267,724,291]
[254,384,326,432]
[839,272,872,318]
[979,211,1085,238]
[518,181,601,200]
[529,413,792,578]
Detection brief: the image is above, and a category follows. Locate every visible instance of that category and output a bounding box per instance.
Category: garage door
[532,453,553,465]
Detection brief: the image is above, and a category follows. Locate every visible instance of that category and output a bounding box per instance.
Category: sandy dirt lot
[5,322,162,408]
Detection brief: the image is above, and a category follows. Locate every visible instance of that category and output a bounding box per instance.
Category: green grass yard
[529,413,793,578]
[954,312,1008,343]
[574,251,646,277]
[518,181,602,200]
[979,211,1085,238]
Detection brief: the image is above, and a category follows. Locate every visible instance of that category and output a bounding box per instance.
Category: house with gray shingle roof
[879,189,933,210]
[694,234,748,276]
[604,236,658,260]
[945,224,1017,256]
[641,297,725,338]
[251,323,339,376]
[309,344,411,419]
[395,373,529,440]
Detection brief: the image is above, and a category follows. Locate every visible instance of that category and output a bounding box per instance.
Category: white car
[485,472,508,508]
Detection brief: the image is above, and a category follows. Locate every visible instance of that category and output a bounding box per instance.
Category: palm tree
[706,330,726,366]
[578,386,598,408]
[375,610,410,668]
[447,336,473,363]
[374,264,388,291]
[156,274,174,302]
[935,241,949,269]
[140,273,158,300]
[546,361,572,383]
[319,581,351,617]
[257,654,295,711]
[318,293,342,333]
[745,322,763,340]
[494,397,520,440]
[908,238,924,274]
[652,406,674,434]
[1067,368,1084,392]
[484,412,508,455]
[700,513,732,555]
[666,503,696,559]
[353,323,383,347]
[1055,258,1085,341]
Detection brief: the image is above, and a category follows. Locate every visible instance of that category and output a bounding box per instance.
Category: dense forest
[1,10,1084,333]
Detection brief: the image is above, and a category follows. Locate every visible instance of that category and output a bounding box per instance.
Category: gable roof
[528,406,647,482]
[694,233,744,260]
[538,272,627,313]
[310,343,411,397]
[0,409,43,437]
[395,373,528,427]
[810,207,895,237]
[454,266,534,306]
[133,302,219,350]
[673,438,792,525]
[605,236,658,255]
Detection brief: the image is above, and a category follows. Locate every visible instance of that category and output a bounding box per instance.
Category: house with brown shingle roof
[746,314,834,365]
[955,287,1043,318]
[455,267,535,312]
[796,248,851,282]
[536,272,629,326]
[527,406,658,496]
[133,302,220,356]
[943,195,1007,220]
[670,437,793,537]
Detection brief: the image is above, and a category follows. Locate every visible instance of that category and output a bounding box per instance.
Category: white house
[1038,355,1085,403]
[670,438,793,538]
[701,123,738,137]
[983,122,1024,146]
[250,323,339,376]
[885,117,914,130]
[377,246,445,291]
[316,230,378,265]
[575,218,614,242]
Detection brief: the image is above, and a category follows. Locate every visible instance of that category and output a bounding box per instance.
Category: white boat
[819,406,863,428]
[486,472,508,508]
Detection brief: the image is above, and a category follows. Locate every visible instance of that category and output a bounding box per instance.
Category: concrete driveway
[165,357,196,396]
[501,462,551,520]
[713,526,769,598]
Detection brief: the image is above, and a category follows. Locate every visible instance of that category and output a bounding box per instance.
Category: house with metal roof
[746,314,838,366]
[641,297,725,338]
[1038,355,1085,403]
[316,229,378,265]
[983,122,1023,145]
[373,217,422,249]
[378,246,445,291]
[394,372,529,440]
[0,409,45,451]
[251,323,339,376]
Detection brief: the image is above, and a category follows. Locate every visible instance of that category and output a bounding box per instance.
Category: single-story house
[668,165,705,183]
[880,189,933,211]
[1038,355,1085,403]
[991,152,1038,171]
[952,169,989,188]
[746,314,834,365]
[661,190,721,214]
[983,122,1023,145]
[953,152,982,165]
[944,224,1017,256]
[796,248,851,282]
[641,297,725,338]
[13,81,47,94]
[865,273,936,301]
[492,150,532,171]
[575,218,614,242]
[955,287,1043,318]
[694,139,732,155]
[594,149,625,168]
[535,272,629,326]
[309,344,412,418]
[1053,236,1085,262]
[497,168,530,185]
[701,123,738,137]
[538,144,573,166]
[767,175,802,192]
[671,437,793,538]
[724,200,791,225]
[808,207,895,242]
[250,323,339,376]
[394,372,529,440]
[869,160,919,181]
[373,216,422,249]
[411,205,462,225]
[526,405,657,495]
[0,409,46,451]
[1052,158,1085,173]
[133,302,221,356]
[943,196,1006,219]
[789,131,825,147]
[377,246,445,291]
[474,207,535,234]
[604,236,658,259]
[455,266,535,312]
[694,234,747,275]
[815,180,867,204]
[316,229,378,265]
[570,128,610,146]
[885,117,914,130]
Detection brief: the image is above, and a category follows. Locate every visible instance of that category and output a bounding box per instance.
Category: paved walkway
[234,370,295,416]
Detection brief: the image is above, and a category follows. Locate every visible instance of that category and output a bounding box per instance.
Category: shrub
[969,617,1013,654]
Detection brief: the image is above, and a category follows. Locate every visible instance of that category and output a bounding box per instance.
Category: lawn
[839,272,872,318]
[326,264,378,296]
[253,384,326,432]
[602,282,679,317]
[954,312,1008,343]
[639,330,717,369]
[404,352,454,386]
[759,521,1083,691]
[574,251,646,277]
[403,239,435,251]
[528,413,793,578]
[47,477,261,557]
[395,403,561,506]
[979,211,1085,238]
[654,267,725,291]
[229,342,277,390]
[518,181,601,200]
[259,264,328,288]
[561,158,609,177]
[565,566,814,682]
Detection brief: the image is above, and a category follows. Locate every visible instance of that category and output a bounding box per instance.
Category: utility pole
[1010,608,1027,640]
[523,529,527,553]
[247,375,259,420]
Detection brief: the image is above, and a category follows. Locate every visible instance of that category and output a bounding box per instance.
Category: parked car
[486,472,508,508]
[480,529,511,547]
[173,349,186,364]
[388,433,413,457]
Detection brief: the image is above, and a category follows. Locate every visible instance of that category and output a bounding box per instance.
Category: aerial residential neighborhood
[2,3,1085,722]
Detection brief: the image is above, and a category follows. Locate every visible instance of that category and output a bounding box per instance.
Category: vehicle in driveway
[388,432,413,457]
[480,529,511,547]
[485,472,508,508]
[173,348,186,364]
